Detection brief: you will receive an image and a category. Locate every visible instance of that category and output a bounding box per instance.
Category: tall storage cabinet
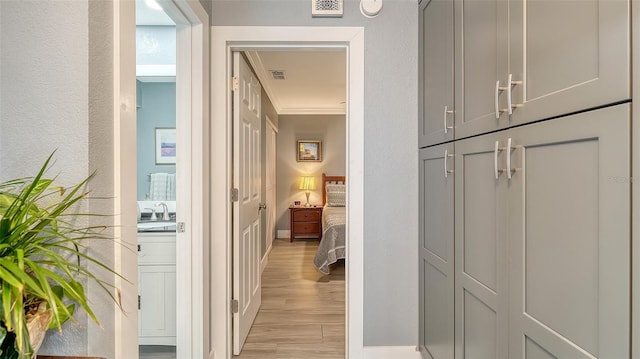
[419,143,455,358]
[454,105,630,358]
[419,0,632,357]
[417,0,630,146]
[418,0,454,147]
[504,105,630,358]
[453,130,509,359]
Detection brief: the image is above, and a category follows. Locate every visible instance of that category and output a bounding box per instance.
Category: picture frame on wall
[297,140,322,162]
[155,128,176,165]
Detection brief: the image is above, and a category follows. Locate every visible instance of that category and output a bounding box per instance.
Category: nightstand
[289,205,323,242]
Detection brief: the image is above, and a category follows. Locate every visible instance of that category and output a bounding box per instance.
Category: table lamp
[299,176,316,207]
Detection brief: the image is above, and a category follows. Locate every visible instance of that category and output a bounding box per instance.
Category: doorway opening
[135,2,177,357]
[114,0,209,357]
[211,26,365,359]
[232,48,347,357]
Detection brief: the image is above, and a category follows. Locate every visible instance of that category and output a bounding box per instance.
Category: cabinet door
[139,265,177,345]
[419,0,454,147]
[507,104,630,358]
[454,132,509,359]
[454,0,509,139]
[419,143,454,358]
[508,0,630,125]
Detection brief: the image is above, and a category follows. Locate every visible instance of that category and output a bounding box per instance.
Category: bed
[313,173,346,274]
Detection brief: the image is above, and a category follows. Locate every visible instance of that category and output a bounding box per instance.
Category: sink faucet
[144,208,157,221]
[156,202,170,221]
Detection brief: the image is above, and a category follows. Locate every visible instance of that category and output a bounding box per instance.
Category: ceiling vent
[312,0,343,17]
[270,70,286,80]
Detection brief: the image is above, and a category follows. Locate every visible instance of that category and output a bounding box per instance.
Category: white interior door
[265,120,277,251]
[232,52,262,355]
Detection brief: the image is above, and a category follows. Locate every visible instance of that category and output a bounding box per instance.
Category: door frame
[262,115,278,273]
[211,26,365,359]
[112,0,210,357]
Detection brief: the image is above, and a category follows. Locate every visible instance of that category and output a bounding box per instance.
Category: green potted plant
[0,153,121,359]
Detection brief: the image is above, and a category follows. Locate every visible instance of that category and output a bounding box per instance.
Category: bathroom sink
[137,221,176,231]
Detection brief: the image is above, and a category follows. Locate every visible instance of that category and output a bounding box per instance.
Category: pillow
[325,183,346,207]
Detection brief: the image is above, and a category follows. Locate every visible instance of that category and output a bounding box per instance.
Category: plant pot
[27,304,53,359]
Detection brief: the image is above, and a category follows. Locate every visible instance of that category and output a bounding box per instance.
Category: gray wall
[276,115,346,231]
[0,0,117,357]
[211,0,419,345]
[136,81,177,200]
[0,0,419,351]
[212,0,419,346]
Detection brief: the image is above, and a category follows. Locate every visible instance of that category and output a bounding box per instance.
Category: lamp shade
[299,176,316,191]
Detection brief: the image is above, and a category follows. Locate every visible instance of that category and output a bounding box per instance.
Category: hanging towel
[150,173,168,201]
[150,173,176,201]
[166,173,176,201]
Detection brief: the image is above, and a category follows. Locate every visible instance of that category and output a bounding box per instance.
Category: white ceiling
[136,0,175,25]
[136,0,347,115]
[246,50,347,115]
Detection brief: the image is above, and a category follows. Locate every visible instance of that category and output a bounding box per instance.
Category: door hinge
[177,222,186,233]
[231,299,239,314]
[231,188,239,202]
[232,76,239,91]
[138,295,141,310]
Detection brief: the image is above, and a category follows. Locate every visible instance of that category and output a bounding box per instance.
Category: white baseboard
[277,229,290,239]
[363,346,421,359]
[261,242,273,274]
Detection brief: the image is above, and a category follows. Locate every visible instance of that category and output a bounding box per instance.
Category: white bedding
[313,205,346,274]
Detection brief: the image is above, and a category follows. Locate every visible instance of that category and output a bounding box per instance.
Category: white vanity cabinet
[138,232,176,345]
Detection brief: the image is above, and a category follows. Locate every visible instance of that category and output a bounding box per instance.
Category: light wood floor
[234,238,345,359]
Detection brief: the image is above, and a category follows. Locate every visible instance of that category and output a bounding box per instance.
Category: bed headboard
[322,173,346,206]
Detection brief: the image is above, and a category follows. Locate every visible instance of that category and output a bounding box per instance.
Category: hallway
[235,238,345,359]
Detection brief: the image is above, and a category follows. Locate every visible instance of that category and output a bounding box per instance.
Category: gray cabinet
[420,2,631,357]
[506,104,630,358]
[419,143,454,358]
[453,0,508,139]
[453,131,509,359]
[453,0,630,140]
[419,0,454,147]
[452,104,630,358]
[509,0,630,126]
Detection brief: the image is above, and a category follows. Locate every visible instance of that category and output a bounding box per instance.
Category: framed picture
[155,128,176,165]
[297,140,322,162]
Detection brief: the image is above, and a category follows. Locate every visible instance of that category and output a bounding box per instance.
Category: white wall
[211,0,419,345]
[0,1,117,357]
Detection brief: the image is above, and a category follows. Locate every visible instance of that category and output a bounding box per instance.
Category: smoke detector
[312,0,343,17]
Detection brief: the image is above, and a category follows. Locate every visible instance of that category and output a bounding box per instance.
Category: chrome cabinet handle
[506,74,523,115]
[506,137,522,179]
[494,141,504,179]
[444,149,454,178]
[443,106,454,134]
[507,138,513,179]
[495,80,507,119]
